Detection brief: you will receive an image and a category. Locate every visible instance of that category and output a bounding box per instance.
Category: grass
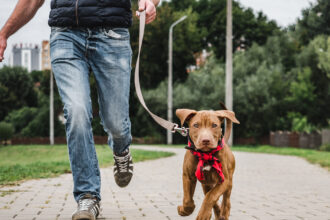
[0,145,174,185]
[154,144,330,170]
[232,145,330,169]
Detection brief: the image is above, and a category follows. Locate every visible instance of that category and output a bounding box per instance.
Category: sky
[0,0,317,67]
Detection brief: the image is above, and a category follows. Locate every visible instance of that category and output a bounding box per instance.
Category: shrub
[4,107,38,134]
[291,115,315,133]
[0,122,14,143]
[320,144,330,152]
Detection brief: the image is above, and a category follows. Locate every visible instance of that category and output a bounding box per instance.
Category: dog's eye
[193,123,199,128]
[212,123,218,128]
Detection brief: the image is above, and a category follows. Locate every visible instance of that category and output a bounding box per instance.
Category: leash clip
[172,124,189,137]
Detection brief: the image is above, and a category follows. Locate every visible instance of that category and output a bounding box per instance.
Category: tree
[0,66,38,121]
[130,2,203,89]
[294,0,330,45]
[128,0,329,142]
[290,35,330,127]
[131,55,227,142]
[170,0,197,10]
[30,70,44,84]
[129,2,204,139]
[193,0,279,59]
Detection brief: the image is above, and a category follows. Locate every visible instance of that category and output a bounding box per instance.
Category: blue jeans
[50,27,132,202]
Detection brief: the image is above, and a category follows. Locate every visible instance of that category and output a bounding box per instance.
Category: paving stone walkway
[0,145,330,220]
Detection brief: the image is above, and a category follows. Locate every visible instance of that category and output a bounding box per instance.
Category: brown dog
[176,107,239,220]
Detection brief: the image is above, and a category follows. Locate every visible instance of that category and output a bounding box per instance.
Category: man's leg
[88,28,133,187]
[50,27,101,201]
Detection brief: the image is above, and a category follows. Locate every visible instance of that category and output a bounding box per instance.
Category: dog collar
[185,136,225,182]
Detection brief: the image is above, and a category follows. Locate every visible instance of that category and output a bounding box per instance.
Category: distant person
[0,0,159,219]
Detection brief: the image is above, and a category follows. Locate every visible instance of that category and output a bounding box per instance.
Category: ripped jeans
[50,27,132,202]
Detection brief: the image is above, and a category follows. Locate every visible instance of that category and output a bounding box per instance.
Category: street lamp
[167,15,187,145]
[225,0,233,145]
[50,70,54,145]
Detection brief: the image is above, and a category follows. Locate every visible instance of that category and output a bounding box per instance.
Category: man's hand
[0,0,44,62]
[138,0,158,24]
[0,34,7,62]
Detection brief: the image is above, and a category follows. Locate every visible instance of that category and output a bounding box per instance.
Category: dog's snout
[202,139,210,145]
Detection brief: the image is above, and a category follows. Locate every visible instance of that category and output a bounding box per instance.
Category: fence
[11,136,162,145]
[269,129,330,149]
[9,130,329,147]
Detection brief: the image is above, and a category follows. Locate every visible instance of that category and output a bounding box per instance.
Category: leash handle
[134,11,187,135]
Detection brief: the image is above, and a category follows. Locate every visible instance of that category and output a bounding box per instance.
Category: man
[0,0,159,219]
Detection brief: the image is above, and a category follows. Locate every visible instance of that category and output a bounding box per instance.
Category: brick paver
[0,145,329,220]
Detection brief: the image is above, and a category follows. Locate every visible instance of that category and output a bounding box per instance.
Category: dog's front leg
[202,184,221,219]
[196,180,229,220]
[178,152,197,216]
[220,181,233,220]
[178,172,197,216]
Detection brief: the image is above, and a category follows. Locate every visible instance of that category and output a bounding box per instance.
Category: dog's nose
[202,139,210,145]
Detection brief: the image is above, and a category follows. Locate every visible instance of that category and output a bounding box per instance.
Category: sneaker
[72,194,100,220]
[113,148,133,187]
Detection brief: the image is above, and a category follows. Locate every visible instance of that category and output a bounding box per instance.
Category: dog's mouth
[195,142,218,152]
[189,134,219,152]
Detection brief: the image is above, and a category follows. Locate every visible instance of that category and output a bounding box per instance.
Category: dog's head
[176,109,239,151]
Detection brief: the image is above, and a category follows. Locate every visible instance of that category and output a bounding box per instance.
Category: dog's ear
[215,110,240,124]
[176,109,197,126]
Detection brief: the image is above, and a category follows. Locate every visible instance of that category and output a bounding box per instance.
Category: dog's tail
[219,102,232,144]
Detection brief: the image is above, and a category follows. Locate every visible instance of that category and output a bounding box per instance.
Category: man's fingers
[139,0,146,11]
[0,42,7,62]
[146,13,156,24]
[145,3,155,15]
[137,0,157,24]
[147,11,156,19]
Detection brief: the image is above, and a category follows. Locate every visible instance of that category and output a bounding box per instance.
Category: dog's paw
[213,204,221,219]
[177,204,195,216]
[196,211,212,220]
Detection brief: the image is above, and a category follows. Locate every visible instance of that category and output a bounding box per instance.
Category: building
[41,40,51,70]
[11,43,40,72]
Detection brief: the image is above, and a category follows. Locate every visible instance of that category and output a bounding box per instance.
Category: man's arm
[151,0,160,6]
[0,0,45,62]
[138,0,160,24]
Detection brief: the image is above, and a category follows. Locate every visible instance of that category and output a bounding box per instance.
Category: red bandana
[186,139,225,182]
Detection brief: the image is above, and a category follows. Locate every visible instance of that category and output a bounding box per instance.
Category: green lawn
[232,145,330,169]
[155,144,330,169]
[0,145,174,185]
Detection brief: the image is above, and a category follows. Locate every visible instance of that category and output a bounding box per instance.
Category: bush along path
[0,145,330,220]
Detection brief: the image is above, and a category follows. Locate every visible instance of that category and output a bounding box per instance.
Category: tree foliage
[4,107,38,133]
[0,66,38,121]
[291,35,330,127]
[131,55,226,142]
[294,0,330,45]
[133,32,329,140]
[170,0,279,59]
[130,1,203,89]
[0,0,328,142]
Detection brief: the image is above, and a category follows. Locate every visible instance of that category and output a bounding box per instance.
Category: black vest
[48,0,132,28]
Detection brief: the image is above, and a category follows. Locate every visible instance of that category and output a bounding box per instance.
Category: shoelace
[79,198,95,211]
[114,154,130,172]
